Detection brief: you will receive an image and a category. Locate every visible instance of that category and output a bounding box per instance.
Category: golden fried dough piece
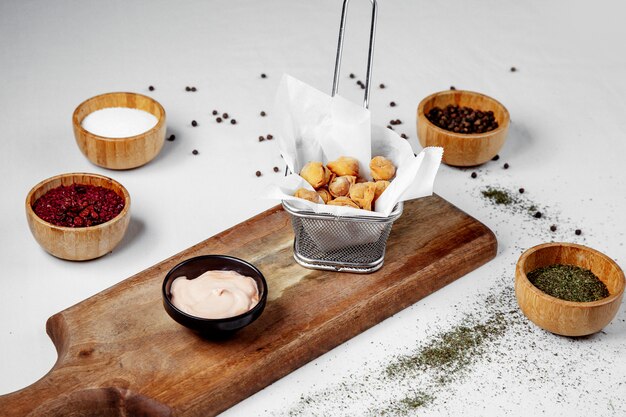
[327,156,359,177]
[294,188,321,203]
[328,175,356,198]
[349,182,376,211]
[317,188,332,204]
[374,180,390,202]
[300,162,332,189]
[327,196,359,208]
[370,156,396,181]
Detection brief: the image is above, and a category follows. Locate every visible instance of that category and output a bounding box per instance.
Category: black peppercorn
[379,83,385,89]
[261,73,267,78]
[167,134,175,141]
[575,229,582,235]
[550,225,557,232]
[260,111,266,117]
[255,170,262,177]
[148,85,155,91]
[387,125,393,130]
[492,154,500,161]
[191,120,198,127]
[185,86,191,91]
[503,163,509,169]
[216,117,222,123]
[427,105,498,134]
[192,149,199,155]
[212,110,218,115]
[267,134,273,140]
[390,101,396,107]
[273,166,280,173]
[191,87,197,92]
[519,188,525,194]
[534,212,542,219]
[349,73,355,79]
[510,67,517,72]
[231,119,237,125]
[471,172,477,179]
[450,86,456,90]
[400,133,408,139]
[222,113,229,119]
[258,136,265,142]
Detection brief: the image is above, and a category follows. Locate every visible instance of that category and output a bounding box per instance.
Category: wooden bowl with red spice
[25,173,131,261]
[515,242,625,336]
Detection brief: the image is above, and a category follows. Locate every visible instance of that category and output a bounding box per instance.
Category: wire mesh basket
[282,0,399,273]
[283,201,402,273]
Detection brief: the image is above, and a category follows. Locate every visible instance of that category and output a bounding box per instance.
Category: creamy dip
[170,270,259,319]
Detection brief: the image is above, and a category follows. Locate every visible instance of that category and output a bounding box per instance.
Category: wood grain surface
[417,90,509,166]
[0,195,496,417]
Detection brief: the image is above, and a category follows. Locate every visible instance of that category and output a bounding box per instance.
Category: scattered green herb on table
[481,187,515,206]
[385,313,508,384]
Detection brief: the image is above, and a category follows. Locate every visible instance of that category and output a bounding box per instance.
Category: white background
[1,1,625,415]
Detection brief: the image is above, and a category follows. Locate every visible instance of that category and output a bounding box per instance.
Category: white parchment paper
[266,75,442,217]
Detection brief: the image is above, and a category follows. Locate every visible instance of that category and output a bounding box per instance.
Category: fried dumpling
[317,188,332,204]
[374,180,390,202]
[328,175,356,198]
[300,162,332,189]
[294,188,321,203]
[327,196,359,208]
[327,156,359,177]
[349,182,376,211]
[370,156,396,181]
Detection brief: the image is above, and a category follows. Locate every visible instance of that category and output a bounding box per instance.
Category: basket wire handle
[331,0,378,109]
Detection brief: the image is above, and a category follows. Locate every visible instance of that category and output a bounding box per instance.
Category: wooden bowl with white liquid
[73,92,166,170]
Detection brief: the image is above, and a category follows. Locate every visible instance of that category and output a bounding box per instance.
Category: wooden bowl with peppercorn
[73,92,166,170]
[515,242,625,337]
[417,90,509,166]
[25,173,131,261]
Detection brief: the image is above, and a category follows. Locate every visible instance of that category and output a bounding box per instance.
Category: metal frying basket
[282,0,402,273]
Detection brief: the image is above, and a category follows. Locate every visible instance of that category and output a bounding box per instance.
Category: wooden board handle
[0,313,173,416]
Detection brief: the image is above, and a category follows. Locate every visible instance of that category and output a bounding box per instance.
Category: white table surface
[1,1,625,415]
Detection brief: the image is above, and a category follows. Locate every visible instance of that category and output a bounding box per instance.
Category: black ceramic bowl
[162,255,268,335]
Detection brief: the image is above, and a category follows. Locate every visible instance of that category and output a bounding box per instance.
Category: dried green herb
[481,187,515,206]
[383,392,433,415]
[527,264,609,302]
[385,313,507,383]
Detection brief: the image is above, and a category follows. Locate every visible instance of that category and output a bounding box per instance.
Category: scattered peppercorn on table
[0,1,625,416]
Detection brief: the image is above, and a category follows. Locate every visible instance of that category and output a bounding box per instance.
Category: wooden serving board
[0,195,496,417]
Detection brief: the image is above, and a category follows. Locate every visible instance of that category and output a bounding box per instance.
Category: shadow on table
[502,121,533,157]
[112,216,145,255]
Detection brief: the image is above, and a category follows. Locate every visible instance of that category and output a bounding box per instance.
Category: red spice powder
[33,184,125,228]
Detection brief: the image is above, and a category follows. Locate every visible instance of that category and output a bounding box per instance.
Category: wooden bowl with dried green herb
[515,242,624,336]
